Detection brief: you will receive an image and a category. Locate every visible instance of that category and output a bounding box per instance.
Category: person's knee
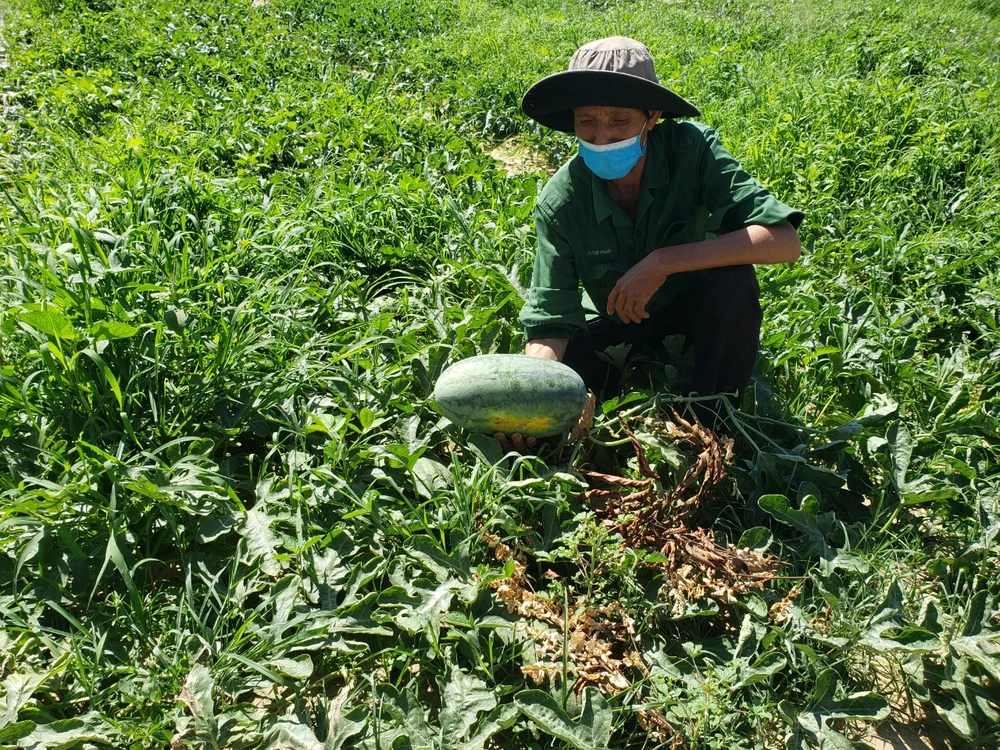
[702,265,761,323]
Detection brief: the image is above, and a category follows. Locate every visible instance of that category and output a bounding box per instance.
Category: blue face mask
[577,123,648,181]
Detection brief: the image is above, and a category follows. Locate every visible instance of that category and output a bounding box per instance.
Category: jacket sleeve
[697,127,804,234]
[518,205,588,341]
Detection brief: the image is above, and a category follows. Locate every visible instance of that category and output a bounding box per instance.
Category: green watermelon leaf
[179,665,218,747]
[412,456,452,498]
[90,320,140,340]
[438,667,497,748]
[266,655,314,680]
[242,508,283,577]
[516,687,611,750]
[0,721,36,743]
[19,310,78,340]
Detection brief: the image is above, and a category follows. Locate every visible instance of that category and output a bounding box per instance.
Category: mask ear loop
[639,111,652,148]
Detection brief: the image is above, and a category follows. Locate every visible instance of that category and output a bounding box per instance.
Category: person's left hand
[607,251,669,324]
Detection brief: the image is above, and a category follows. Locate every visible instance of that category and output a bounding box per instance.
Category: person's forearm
[652,221,801,276]
[525,338,569,361]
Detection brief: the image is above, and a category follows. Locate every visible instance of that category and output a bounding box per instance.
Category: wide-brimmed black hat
[521,36,700,133]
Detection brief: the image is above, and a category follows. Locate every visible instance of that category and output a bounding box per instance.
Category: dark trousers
[562,265,762,430]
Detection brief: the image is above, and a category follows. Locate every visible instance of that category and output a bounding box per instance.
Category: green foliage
[0,0,998,747]
[970,0,1000,17]
[517,687,611,750]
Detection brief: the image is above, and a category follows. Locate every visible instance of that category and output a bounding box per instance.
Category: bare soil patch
[866,715,959,750]
[486,139,553,176]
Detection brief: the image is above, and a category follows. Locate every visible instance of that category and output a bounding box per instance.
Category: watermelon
[432,354,588,438]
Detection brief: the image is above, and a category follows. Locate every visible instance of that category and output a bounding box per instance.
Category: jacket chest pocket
[577,259,629,312]
[578,259,628,285]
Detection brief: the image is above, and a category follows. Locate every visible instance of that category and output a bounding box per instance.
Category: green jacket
[519,120,804,341]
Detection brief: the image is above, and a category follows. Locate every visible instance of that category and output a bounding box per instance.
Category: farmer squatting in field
[517,36,804,433]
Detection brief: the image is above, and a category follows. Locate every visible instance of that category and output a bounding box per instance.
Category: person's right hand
[494,432,537,454]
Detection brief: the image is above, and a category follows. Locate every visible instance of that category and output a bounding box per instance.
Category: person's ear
[646,110,663,129]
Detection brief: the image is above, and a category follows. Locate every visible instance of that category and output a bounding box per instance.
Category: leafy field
[1,0,999,746]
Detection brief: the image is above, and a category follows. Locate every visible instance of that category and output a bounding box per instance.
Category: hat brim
[521,70,700,133]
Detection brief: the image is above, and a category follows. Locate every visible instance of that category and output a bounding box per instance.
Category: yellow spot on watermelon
[485,413,555,434]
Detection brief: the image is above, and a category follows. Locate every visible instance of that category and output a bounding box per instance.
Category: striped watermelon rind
[432,354,588,438]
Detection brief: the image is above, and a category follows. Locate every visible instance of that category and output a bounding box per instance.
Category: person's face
[573,106,660,146]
